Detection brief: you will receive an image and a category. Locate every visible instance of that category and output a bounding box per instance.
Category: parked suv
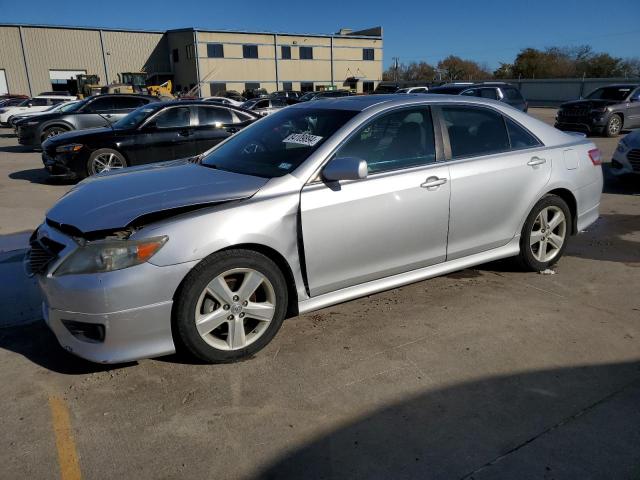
[555,84,640,137]
[460,83,528,112]
[16,94,159,148]
[270,90,303,100]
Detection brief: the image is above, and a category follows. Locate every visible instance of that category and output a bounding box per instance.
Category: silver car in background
[28,95,603,364]
[611,129,640,176]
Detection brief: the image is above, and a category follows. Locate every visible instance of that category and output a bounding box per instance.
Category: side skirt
[297,236,521,314]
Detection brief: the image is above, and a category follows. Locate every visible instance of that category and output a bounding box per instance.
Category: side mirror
[323,157,368,181]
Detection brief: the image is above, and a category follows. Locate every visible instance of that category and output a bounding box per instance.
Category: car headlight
[55,144,83,153]
[54,236,168,276]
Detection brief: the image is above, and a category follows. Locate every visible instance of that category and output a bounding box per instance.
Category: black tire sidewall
[519,195,571,271]
[41,126,67,142]
[86,148,127,176]
[174,250,288,363]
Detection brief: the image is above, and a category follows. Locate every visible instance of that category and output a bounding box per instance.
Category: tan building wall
[195,29,382,94]
[0,26,30,94]
[101,31,169,84]
[167,30,198,94]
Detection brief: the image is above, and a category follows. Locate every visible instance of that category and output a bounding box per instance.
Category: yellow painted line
[48,396,82,480]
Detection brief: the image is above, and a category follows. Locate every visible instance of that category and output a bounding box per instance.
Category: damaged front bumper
[32,222,198,363]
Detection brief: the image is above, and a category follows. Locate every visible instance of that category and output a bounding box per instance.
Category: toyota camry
[27,95,603,364]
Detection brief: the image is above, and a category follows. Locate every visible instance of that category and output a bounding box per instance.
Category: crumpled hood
[46,160,268,234]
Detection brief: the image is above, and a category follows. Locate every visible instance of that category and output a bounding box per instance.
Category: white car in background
[202,96,245,107]
[611,130,640,176]
[0,95,77,125]
[9,100,81,127]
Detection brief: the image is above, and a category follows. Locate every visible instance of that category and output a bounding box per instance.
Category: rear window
[505,118,540,149]
[442,106,510,159]
[503,88,524,101]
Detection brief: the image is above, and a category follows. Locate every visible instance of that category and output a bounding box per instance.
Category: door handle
[527,157,546,166]
[178,129,193,137]
[226,127,238,134]
[421,176,447,189]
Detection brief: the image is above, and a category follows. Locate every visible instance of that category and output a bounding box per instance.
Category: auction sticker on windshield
[282,133,323,147]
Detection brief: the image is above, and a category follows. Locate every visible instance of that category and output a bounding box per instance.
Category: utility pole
[392,57,399,82]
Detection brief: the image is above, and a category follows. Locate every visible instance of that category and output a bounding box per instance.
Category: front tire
[518,195,571,271]
[174,250,288,363]
[87,148,127,176]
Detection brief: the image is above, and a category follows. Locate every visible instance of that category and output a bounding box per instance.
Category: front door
[192,105,235,153]
[439,105,552,259]
[626,88,640,128]
[301,106,451,296]
[134,106,196,164]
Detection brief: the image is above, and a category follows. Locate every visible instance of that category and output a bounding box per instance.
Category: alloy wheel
[529,206,567,263]
[194,268,276,351]
[608,116,621,136]
[91,152,125,174]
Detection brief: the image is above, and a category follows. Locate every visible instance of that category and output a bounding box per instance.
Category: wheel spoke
[206,276,234,305]
[195,308,228,336]
[244,302,275,323]
[237,271,264,300]
[548,211,564,230]
[530,229,543,246]
[548,233,564,250]
[534,238,547,261]
[228,319,246,349]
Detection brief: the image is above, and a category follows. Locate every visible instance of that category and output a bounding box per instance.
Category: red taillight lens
[588,148,602,165]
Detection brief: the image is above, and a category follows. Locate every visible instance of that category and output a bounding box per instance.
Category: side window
[336,107,436,174]
[154,107,191,128]
[197,106,232,126]
[479,88,498,100]
[505,117,540,149]
[233,110,255,122]
[255,100,269,109]
[631,89,640,101]
[503,88,524,101]
[441,106,510,159]
[112,97,147,110]
[460,89,477,97]
[85,97,114,112]
[31,98,49,106]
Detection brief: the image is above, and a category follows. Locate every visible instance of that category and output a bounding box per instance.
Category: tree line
[383,46,640,82]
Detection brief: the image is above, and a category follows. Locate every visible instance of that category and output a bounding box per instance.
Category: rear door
[438,104,551,259]
[192,105,236,152]
[627,88,640,127]
[134,105,196,164]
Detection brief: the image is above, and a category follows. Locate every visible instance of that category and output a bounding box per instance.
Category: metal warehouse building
[0,24,383,96]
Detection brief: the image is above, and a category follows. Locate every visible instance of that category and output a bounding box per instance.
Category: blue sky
[1,0,638,70]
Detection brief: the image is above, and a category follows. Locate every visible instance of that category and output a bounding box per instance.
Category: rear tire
[605,114,622,137]
[518,195,571,271]
[174,249,288,363]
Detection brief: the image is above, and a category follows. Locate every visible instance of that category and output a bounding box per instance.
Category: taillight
[588,148,602,166]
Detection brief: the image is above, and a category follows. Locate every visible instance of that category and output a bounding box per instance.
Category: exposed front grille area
[559,108,589,118]
[628,149,640,172]
[26,234,65,276]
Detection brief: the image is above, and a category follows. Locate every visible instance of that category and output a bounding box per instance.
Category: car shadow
[9,168,75,185]
[0,145,33,153]
[0,132,17,138]
[258,361,640,479]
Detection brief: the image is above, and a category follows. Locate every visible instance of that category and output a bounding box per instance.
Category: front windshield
[241,99,260,109]
[18,99,31,106]
[112,105,160,130]
[201,107,358,178]
[586,87,633,101]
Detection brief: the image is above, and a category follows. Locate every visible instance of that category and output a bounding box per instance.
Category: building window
[363,81,374,93]
[210,82,227,96]
[172,49,179,62]
[245,82,260,92]
[363,48,375,61]
[300,82,314,92]
[299,46,313,60]
[243,45,259,59]
[207,43,224,58]
[281,45,291,59]
[186,44,195,59]
[282,82,293,91]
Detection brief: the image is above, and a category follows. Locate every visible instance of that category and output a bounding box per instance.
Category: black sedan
[40,100,260,179]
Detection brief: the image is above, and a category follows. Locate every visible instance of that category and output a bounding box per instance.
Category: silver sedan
[29,95,603,363]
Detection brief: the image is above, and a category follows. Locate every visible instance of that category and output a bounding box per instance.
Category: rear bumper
[17,126,40,147]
